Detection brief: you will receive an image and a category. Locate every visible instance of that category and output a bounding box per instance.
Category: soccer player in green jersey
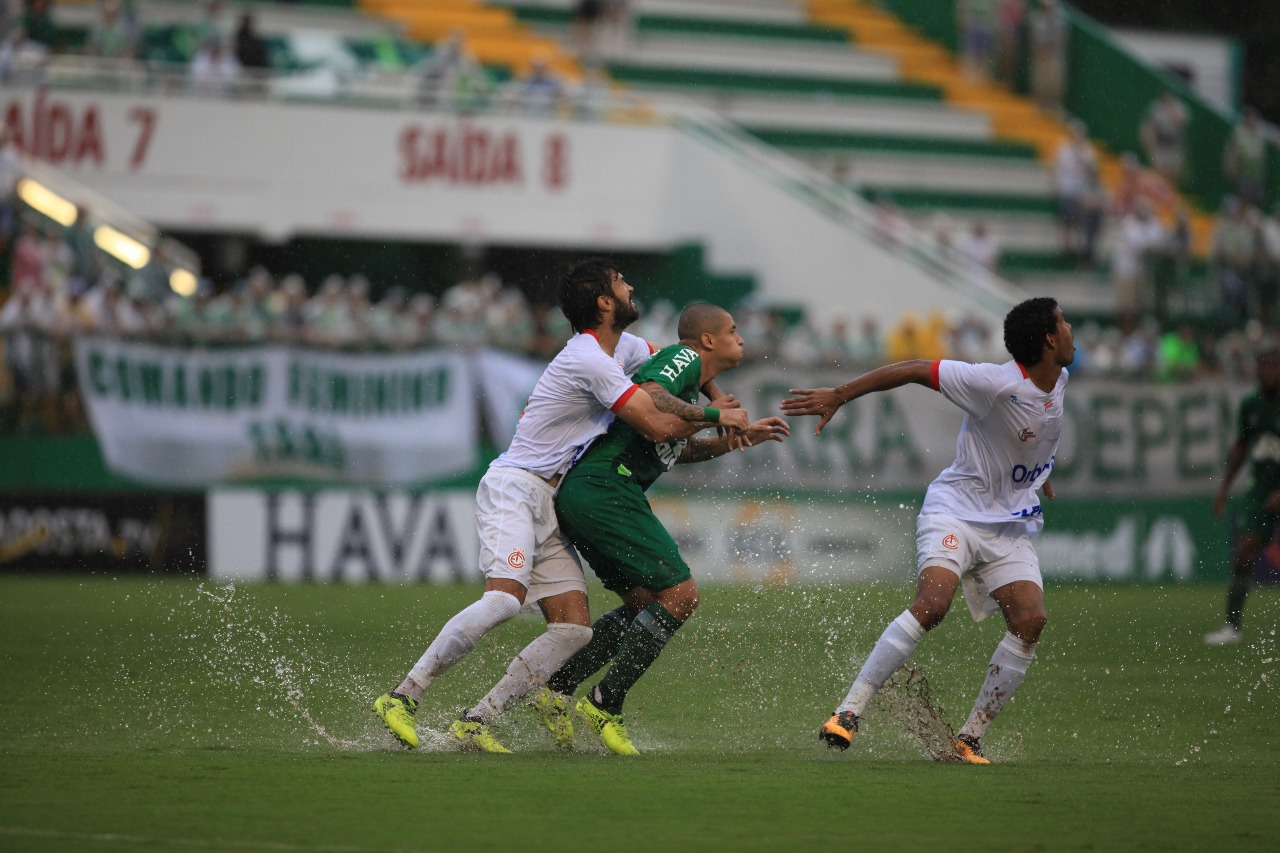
[1206,347,1280,645]
[537,303,789,754]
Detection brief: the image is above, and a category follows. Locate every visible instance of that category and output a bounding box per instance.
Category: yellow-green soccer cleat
[575,694,639,756]
[373,692,419,749]
[954,734,991,765]
[449,717,512,753]
[530,687,575,750]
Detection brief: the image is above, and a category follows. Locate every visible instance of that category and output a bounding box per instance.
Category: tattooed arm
[641,381,750,431]
[677,417,790,464]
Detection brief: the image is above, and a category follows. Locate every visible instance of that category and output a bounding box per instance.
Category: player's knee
[1010,610,1047,642]
[909,596,952,631]
[548,622,593,652]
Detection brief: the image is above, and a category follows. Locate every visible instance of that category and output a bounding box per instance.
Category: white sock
[466,623,593,719]
[837,610,925,716]
[404,591,522,695]
[958,632,1037,742]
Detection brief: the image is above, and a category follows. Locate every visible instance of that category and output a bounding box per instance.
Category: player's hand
[1042,479,1056,501]
[779,388,845,435]
[717,407,750,432]
[736,417,790,450]
[707,393,741,410]
[1212,489,1228,518]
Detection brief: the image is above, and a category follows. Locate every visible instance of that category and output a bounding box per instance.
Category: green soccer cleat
[449,717,512,753]
[530,687,575,750]
[373,691,419,749]
[575,694,639,756]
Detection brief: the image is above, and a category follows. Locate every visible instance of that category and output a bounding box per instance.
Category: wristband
[704,407,720,423]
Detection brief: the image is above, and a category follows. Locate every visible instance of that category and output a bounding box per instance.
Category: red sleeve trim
[930,360,942,392]
[610,384,640,414]
[647,340,657,355]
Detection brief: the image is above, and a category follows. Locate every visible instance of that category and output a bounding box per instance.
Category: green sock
[546,606,631,695]
[595,603,683,714]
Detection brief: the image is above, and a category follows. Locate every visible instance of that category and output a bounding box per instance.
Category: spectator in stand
[957,220,999,277]
[957,0,997,81]
[1211,195,1257,324]
[21,0,56,51]
[190,38,242,96]
[1150,206,1193,323]
[1027,0,1068,114]
[1140,92,1190,186]
[596,0,633,57]
[234,11,270,95]
[270,273,309,343]
[1112,152,1178,219]
[305,274,354,348]
[1258,203,1280,328]
[65,207,99,298]
[1115,314,1157,378]
[12,222,45,294]
[817,312,859,366]
[995,0,1025,86]
[571,0,604,59]
[1223,107,1269,208]
[1053,120,1096,264]
[406,293,437,349]
[195,0,229,49]
[518,57,565,116]
[418,30,483,109]
[1156,322,1201,383]
[88,0,137,65]
[1112,197,1167,317]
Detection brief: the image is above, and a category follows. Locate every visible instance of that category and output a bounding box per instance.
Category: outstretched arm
[780,360,935,435]
[677,417,790,464]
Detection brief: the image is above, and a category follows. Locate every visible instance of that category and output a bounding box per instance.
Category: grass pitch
[1,576,1277,852]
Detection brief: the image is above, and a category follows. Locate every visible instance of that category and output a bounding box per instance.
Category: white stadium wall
[0,87,1006,327]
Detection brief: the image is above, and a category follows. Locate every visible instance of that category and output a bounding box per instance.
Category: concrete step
[635,88,988,139]
[623,34,897,81]
[494,0,810,26]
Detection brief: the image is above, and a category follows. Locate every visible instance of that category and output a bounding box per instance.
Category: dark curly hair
[558,257,620,333]
[1003,297,1060,366]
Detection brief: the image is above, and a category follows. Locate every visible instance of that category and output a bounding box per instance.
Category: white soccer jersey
[490,331,655,479]
[919,359,1069,534]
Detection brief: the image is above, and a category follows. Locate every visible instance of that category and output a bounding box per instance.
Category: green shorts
[1238,490,1280,537]
[555,471,692,596]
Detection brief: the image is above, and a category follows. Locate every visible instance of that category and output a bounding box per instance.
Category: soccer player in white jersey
[374,258,749,751]
[781,297,1074,763]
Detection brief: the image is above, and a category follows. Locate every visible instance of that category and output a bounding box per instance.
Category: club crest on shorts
[942,533,959,551]
[507,548,526,570]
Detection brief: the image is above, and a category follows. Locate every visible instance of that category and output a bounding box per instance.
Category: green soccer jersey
[572,343,704,489]
[1237,390,1280,495]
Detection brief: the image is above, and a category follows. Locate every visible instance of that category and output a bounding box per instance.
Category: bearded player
[535,303,789,755]
[373,259,748,752]
[782,297,1074,763]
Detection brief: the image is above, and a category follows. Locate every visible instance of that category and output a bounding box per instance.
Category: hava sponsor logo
[1019,427,1036,441]
[2,95,157,169]
[942,533,959,550]
[507,548,526,570]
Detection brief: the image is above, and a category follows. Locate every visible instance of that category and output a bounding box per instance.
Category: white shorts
[916,513,1042,622]
[475,467,587,603]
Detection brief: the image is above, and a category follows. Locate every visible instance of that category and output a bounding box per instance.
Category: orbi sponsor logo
[1011,455,1054,484]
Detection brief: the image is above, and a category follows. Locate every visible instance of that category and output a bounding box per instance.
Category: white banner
[209,489,481,583]
[474,347,545,449]
[75,337,477,486]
